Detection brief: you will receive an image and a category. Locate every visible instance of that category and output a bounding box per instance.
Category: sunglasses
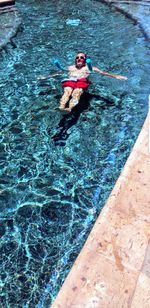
[76,56,86,60]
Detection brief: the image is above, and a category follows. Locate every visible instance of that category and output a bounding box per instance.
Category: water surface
[0,0,149,306]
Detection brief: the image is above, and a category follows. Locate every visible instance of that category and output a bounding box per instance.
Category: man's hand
[115,75,128,80]
[37,75,47,80]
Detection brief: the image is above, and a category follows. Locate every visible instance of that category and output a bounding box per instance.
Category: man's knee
[72,88,83,98]
[64,87,73,96]
[69,89,83,110]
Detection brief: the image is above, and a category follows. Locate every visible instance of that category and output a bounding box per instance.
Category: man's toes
[59,106,65,111]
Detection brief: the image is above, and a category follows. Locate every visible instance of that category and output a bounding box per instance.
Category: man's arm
[37,72,63,80]
[93,66,127,80]
[38,64,68,81]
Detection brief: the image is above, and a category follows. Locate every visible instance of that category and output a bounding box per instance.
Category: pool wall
[0,0,15,7]
[0,0,21,50]
[51,112,150,308]
[99,0,150,40]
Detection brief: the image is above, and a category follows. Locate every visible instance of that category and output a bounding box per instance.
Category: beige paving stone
[131,239,150,308]
[52,255,139,308]
[52,116,150,308]
[131,273,150,308]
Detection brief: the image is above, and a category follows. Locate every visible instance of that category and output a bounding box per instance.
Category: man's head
[75,52,87,69]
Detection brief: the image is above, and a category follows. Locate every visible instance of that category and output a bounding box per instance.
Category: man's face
[75,53,86,68]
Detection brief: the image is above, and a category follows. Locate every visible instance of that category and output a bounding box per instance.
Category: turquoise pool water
[0,0,149,306]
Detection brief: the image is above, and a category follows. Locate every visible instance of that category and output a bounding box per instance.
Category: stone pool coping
[52,113,150,307]
[100,0,150,39]
[0,1,21,50]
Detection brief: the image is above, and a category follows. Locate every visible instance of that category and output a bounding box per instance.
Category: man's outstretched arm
[93,66,127,80]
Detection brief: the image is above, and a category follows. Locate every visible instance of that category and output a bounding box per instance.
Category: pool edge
[0,1,21,50]
[51,113,150,307]
[98,0,150,40]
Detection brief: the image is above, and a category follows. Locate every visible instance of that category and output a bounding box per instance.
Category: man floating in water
[39,52,127,113]
[59,52,127,112]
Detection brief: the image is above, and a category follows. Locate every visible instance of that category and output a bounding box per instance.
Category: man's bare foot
[59,106,65,111]
[64,108,72,112]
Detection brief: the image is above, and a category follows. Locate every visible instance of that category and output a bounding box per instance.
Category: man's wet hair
[76,52,87,59]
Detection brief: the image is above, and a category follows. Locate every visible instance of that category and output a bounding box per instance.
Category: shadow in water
[52,92,115,146]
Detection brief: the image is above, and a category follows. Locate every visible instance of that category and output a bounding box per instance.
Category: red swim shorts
[62,78,91,90]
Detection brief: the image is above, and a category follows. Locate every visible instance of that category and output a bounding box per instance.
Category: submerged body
[39,52,127,112]
[62,64,91,90]
[59,52,127,112]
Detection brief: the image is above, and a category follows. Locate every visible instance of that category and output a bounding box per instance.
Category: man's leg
[67,88,83,112]
[59,87,73,111]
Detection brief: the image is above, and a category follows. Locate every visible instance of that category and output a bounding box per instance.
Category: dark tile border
[0,1,15,8]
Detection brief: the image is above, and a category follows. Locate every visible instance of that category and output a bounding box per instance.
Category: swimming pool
[0,0,149,306]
